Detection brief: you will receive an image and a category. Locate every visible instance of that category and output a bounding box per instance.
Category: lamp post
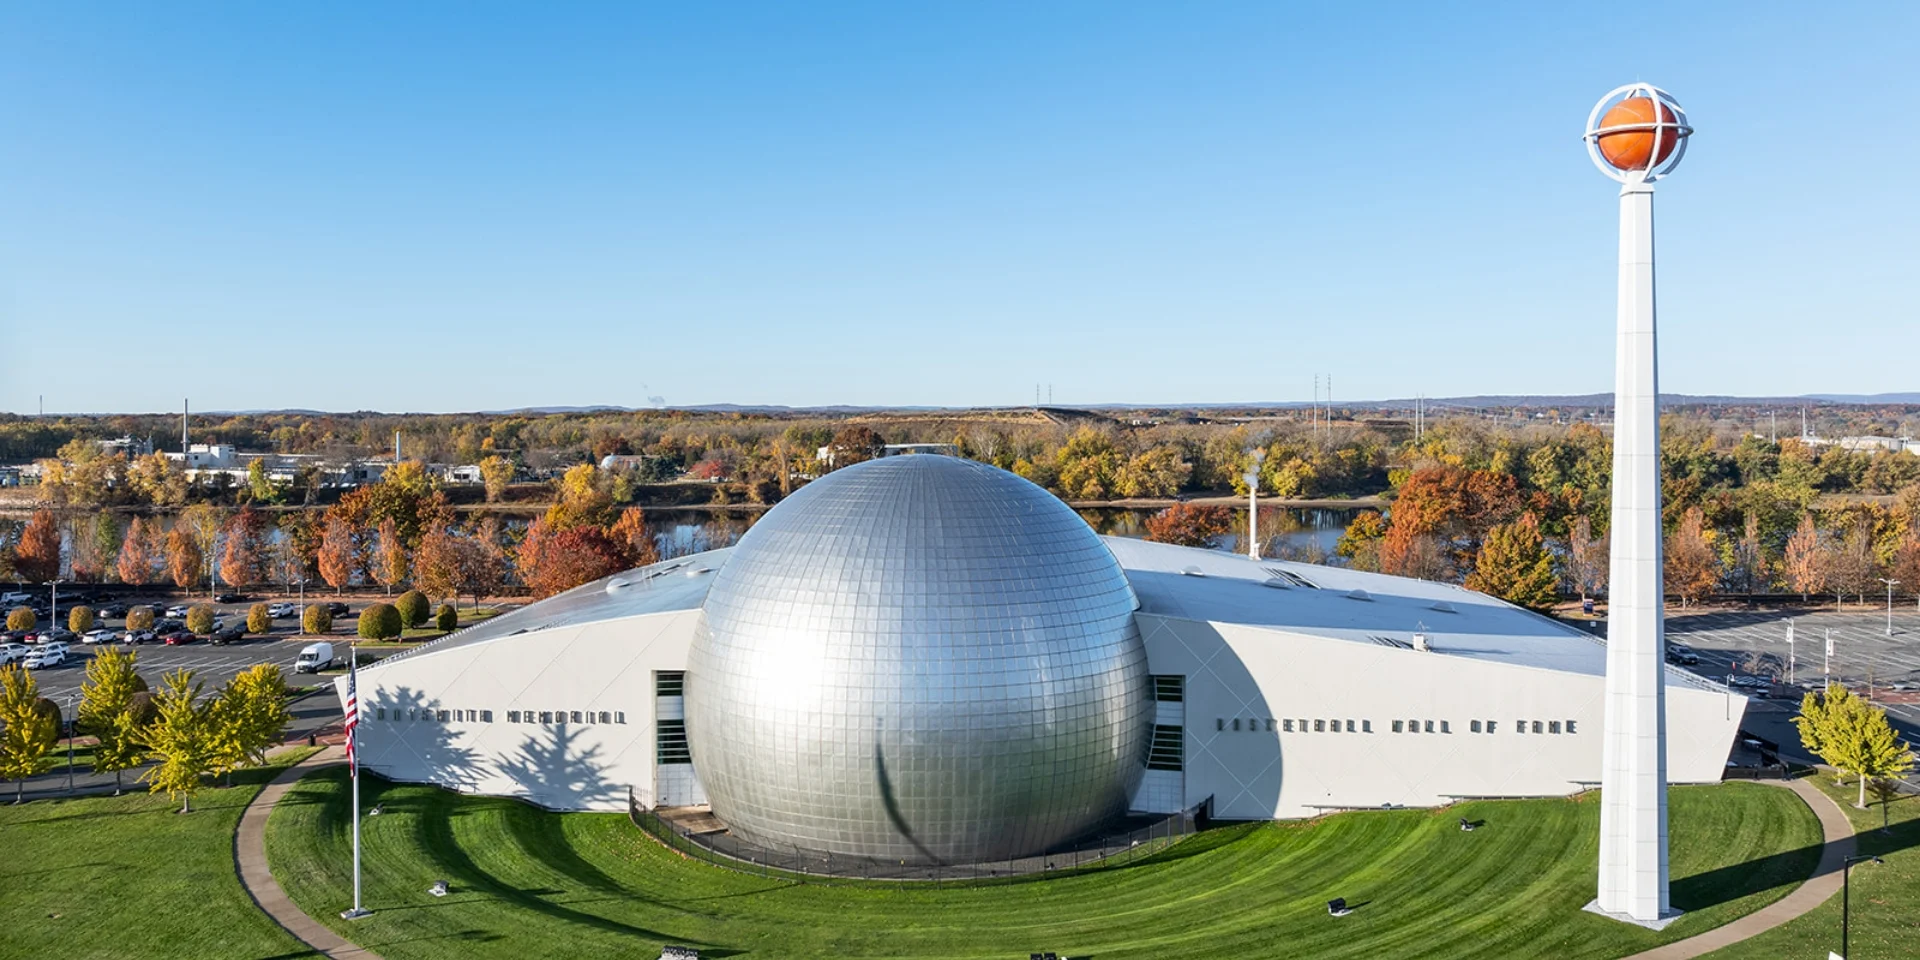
[1787,619,1796,686]
[45,579,64,632]
[63,694,76,795]
[1877,578,1899,637]
[1840,854,1883,959]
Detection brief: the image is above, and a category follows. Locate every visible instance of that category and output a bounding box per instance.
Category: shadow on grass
[386,790,715,950]
[499,798,626,896]
[1672,813,1920,911]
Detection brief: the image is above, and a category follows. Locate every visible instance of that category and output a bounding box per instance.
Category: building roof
[371,530,1720,693]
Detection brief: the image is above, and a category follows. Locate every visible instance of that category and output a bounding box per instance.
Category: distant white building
[165,443,238,470]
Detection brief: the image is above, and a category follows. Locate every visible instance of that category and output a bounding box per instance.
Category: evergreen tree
[1465,512,1559,611]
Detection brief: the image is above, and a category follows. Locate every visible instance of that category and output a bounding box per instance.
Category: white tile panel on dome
[337,455,1744,860]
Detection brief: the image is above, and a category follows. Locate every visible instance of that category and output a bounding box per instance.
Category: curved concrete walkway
[231,756,1851,960]
[234,746,382,960]
[1621,777,1856,959]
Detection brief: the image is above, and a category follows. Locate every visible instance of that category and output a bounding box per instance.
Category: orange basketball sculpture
[1594,97,1679,171]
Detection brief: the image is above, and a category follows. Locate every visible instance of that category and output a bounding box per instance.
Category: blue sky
[2,2,1913,414]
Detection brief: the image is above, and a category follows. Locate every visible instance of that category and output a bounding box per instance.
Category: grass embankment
[1706,775,1920,958]
[0,748,320,960]
[267,775,1820,960]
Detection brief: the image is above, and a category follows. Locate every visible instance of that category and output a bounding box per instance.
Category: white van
[25,642,68,669]
[295,641,336,674]
[0,591,31,606]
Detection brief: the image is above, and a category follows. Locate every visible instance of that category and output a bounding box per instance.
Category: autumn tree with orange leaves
[13,510,63,582]
[116,517,162,585]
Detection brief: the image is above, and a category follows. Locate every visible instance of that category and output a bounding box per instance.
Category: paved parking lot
[1664,606,1920,786]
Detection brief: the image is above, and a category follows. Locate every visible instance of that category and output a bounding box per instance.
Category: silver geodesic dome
[685,454,1150,864]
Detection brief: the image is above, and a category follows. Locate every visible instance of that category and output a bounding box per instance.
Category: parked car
[25,642,69,668]
[81,628,118,645]
[163,633,196,646]
[0,642,28,665]
[164,604,191,618]
[214,593,248,604]
[327,602,351,616]
[121,630,156,645]
[1665,647,1700,666]
[209,624,248,645]
[97,602,129,617]
[154,622,189,639]
[267,602,297,618]
[41,629,78,645]
[0,591,32,606]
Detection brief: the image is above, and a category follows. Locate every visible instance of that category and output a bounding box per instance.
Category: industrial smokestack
[182,399,189,453]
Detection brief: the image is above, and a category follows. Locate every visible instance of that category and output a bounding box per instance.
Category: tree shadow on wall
[365,686,484,803]
[496,721,623,811]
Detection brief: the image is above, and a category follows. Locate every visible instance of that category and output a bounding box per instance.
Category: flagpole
[342,641,371,920]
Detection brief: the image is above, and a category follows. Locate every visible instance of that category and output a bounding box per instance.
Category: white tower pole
[1586,83,1691,926]
[1597,176,1669,922]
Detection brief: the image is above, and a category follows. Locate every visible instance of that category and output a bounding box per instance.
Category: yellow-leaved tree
[1794,684,1917,808]
[208,664,292,784]
[138,670,214,813]
[78,646,150,795]
[1,665,58,803]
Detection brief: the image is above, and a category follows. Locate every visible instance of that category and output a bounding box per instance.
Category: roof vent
[1181,566,1206,577]
[686,566,711,577]
[1262,578,1290,590]
[1412,632,1431,652]
[1345,589,1372,602]
[605,578,632,594]
[1429,601,1457,614]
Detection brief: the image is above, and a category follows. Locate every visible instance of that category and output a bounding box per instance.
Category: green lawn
[0,749,320,960]
[265,775,1822,960]
[1706,775,1920,958]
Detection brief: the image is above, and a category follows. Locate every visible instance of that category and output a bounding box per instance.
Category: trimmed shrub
[185,604,216,635]
[394,589,429,629]
[7,606,36,632]
[125,605,156,631]
[434,603,457,632]
[302,604,333,636]
[68,605,96,633]
[247,603,273,634]
[358,603,402,641]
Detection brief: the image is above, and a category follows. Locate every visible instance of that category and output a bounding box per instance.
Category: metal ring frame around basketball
[1583,83,1692,184]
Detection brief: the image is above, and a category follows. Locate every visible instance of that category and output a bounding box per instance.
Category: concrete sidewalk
[1620,777,1856,959]
[233,745,382,960]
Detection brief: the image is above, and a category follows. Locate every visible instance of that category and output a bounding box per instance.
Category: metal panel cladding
[686,454,1150,864]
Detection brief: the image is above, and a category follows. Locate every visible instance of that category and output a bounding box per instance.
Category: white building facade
[340,539,1743,820]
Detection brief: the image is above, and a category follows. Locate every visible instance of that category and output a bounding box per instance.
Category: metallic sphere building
[338,453,1746,866]
[687,456,1150,863]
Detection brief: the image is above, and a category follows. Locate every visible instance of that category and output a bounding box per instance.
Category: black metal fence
[628,788,1209,883]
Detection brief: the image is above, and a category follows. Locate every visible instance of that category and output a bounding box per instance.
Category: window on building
[1548,721,1561,734]
[1393,720,1404,733]
[656,671,685,698]
[1471,720,1482,733]
[1147,725,1184,771]
[657,720,692,765]
[1151,675,1185,703]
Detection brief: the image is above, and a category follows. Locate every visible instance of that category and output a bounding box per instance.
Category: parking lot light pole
[45,579,63,631]
[1841,854,1884,959]
[63,695,75,795]
[1878,579,1899,637]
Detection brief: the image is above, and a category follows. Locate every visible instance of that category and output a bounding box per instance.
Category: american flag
[344,656,359,778]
